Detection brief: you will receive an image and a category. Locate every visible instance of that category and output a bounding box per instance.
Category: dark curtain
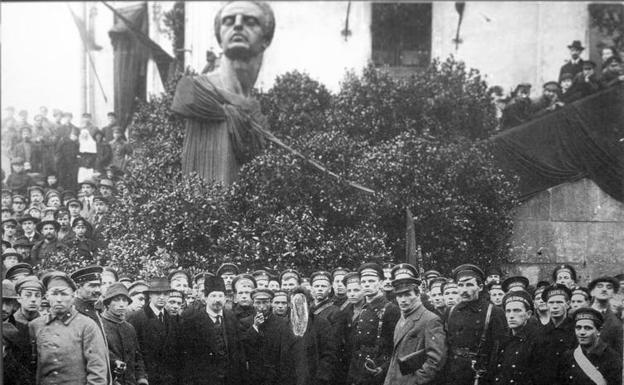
[491,84,624,202]
[109,3,149,130]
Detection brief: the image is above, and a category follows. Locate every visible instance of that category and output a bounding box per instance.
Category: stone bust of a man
[172,1,275,184]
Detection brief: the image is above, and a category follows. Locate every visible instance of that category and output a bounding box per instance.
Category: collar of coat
[46,307,78,325]
[455,297,485,312]
[363,292,386,309]
[582,338,608,357]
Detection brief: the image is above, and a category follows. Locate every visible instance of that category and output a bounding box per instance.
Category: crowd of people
[492,41,624,130]
[1,106,132,195]
[2,245,623,385]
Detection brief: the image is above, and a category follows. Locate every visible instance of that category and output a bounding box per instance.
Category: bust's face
[219,2,267,60]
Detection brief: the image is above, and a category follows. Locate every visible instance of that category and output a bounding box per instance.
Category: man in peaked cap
[271,289,289,317]
[127,277,180,385]
[384,263,446,385]
[557,308,622,385]
[65,216,99,258]
[535,284,576,384]
[252,269,270,289]
[5,262,34,283]
[559,40,585,81]
[552,263,577,289]
[442,264,506,385]
[180,274,246,385]
[490,290,541,385]
[487,281,505,307]
[280,268,301,293]
[310,270,342,359]
[101,282,149,385]
[428,277,448,316]
[588,276,623,357]
[331,267,350,309]
[217,262,239,308]
[347,262,400,385]
[570,286,591,312]
[71,265,108,335]
[2,217,19,245]
[12,275,44,380]
[168,268,191,294]
[441,280,460,309]
[240,284,298,385]
[232,273,257,321]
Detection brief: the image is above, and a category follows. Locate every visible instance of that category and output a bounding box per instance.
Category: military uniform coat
[127,305,180,385]
[240,313,298,385]
[535,316,576,385]
[442,297,507,385]
[347,293,401,385]
[179,307,246,385]
[489,322,542,385]
[29,308,108,385]
[383,304,447,385]
[556,340,622,385]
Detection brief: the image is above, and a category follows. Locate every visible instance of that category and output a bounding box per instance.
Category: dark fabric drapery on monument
[491,84,624,202]
[108,3,149,130]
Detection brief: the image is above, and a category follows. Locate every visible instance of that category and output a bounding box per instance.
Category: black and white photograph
[1,1,623,384]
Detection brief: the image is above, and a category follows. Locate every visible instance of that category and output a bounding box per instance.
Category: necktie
[158,312,163,323]
[87,198,91,211]
[215,315,222,326]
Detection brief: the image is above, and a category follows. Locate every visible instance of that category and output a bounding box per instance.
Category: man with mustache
[172,1,275,185]
[442,264,506,385]
[29,219,67,267]
[180,275,246,385]
[588,276,623,358]
[559,40,586,81]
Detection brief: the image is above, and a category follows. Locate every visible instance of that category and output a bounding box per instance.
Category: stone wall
[506,178,624,286]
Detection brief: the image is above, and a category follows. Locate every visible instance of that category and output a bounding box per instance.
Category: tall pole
[88,4,97,120]
[81,2,88,115]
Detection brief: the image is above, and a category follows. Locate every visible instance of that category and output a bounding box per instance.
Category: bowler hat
[216,262,239,277]
[103,282,132,305]
[588,276,620,293]
[145,277,172,293]
[567,40,585,51]
[204,275,226,295]
[35,219,60,233]
[17,214,39,225]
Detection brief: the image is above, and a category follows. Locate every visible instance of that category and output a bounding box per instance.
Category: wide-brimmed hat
[103,282,132,304]
[567,40,585,51]
[36,219,60,233]
[18,214,39,225]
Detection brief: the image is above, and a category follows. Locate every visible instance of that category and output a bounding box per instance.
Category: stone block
[510,220,556,263]
[552,222,589,264]
[550,179,593,221]
[590,181,624,221]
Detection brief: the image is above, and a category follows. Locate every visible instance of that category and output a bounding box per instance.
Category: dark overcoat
[179,307,246,385]
[101,312,148,385]
[556,340,622,385]
[535,316,576,385]
[488,321,542,385]
[294,314,338,385]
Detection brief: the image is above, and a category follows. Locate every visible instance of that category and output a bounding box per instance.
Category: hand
[364,358,382,375]
[253,312,265,327]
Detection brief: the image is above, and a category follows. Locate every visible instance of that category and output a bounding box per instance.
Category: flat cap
[15,275,44,293]
[5,263,34,281]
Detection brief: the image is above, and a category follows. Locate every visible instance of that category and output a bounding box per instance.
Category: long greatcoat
[101,312,148,385]
[294,314,338,385]
[179,307,246,385]
[127,305,180,385]
[383,304,446,385]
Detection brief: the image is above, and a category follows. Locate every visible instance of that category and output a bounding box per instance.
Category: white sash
[573,346,607,385]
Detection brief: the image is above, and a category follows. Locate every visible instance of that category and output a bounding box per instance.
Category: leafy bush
[97,57,519,278]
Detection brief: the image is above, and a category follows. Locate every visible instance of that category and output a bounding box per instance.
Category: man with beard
[332,267,350,309]
[54,208,73,242]
[180,275,246,385]
[232,273,256,320]
[535,284,576,384]
[29,219,67,266]
[532,81,564,116]
[127,277,180,385]
[101,283,149,385]
[18,214,41,244]
[588,276,622,357]
[383,264,446,385]
[217,262,239,309]
[272,289,290,318]
[501,83,533,129]
[556,308,622,385]
[489,290,541,385]
[240,288,298,385]
[559,40,586,81]
[442,264,506,385]
[348,263,401,385]
[172,1,275,185]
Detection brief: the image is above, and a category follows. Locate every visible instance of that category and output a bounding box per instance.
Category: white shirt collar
[150,303,164,317]
[205,305,223,322]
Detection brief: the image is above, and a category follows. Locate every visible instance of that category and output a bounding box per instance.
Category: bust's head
[214,1,275,60]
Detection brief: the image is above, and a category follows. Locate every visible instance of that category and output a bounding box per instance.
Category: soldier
[272,289,290,318]
[217,262,239,309]
[180,274,246,385]
[2,247,23,272]
[347,262,401,385]
[281,268,301,293]
[310,270,341,325]
[2,280,20,323]
[240,288,298,385]
[383,263,446,385]
[588,276,622,357]
[442,264,506,385]
[166,289,184,317]
[232,273,256,321]
[489,290,541,384]
[252,269,270,289]
[535,284,576,384]
[331,267,350,309]
[441,280,460,309]
[556,308,622,385]
[29,272,108,385]
[4,262,34,283]
[570,287,591,313]
[336,272,364,385]
[64,216,99,258]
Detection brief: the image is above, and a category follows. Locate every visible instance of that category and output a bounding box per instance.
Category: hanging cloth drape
[491,84,624,202]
